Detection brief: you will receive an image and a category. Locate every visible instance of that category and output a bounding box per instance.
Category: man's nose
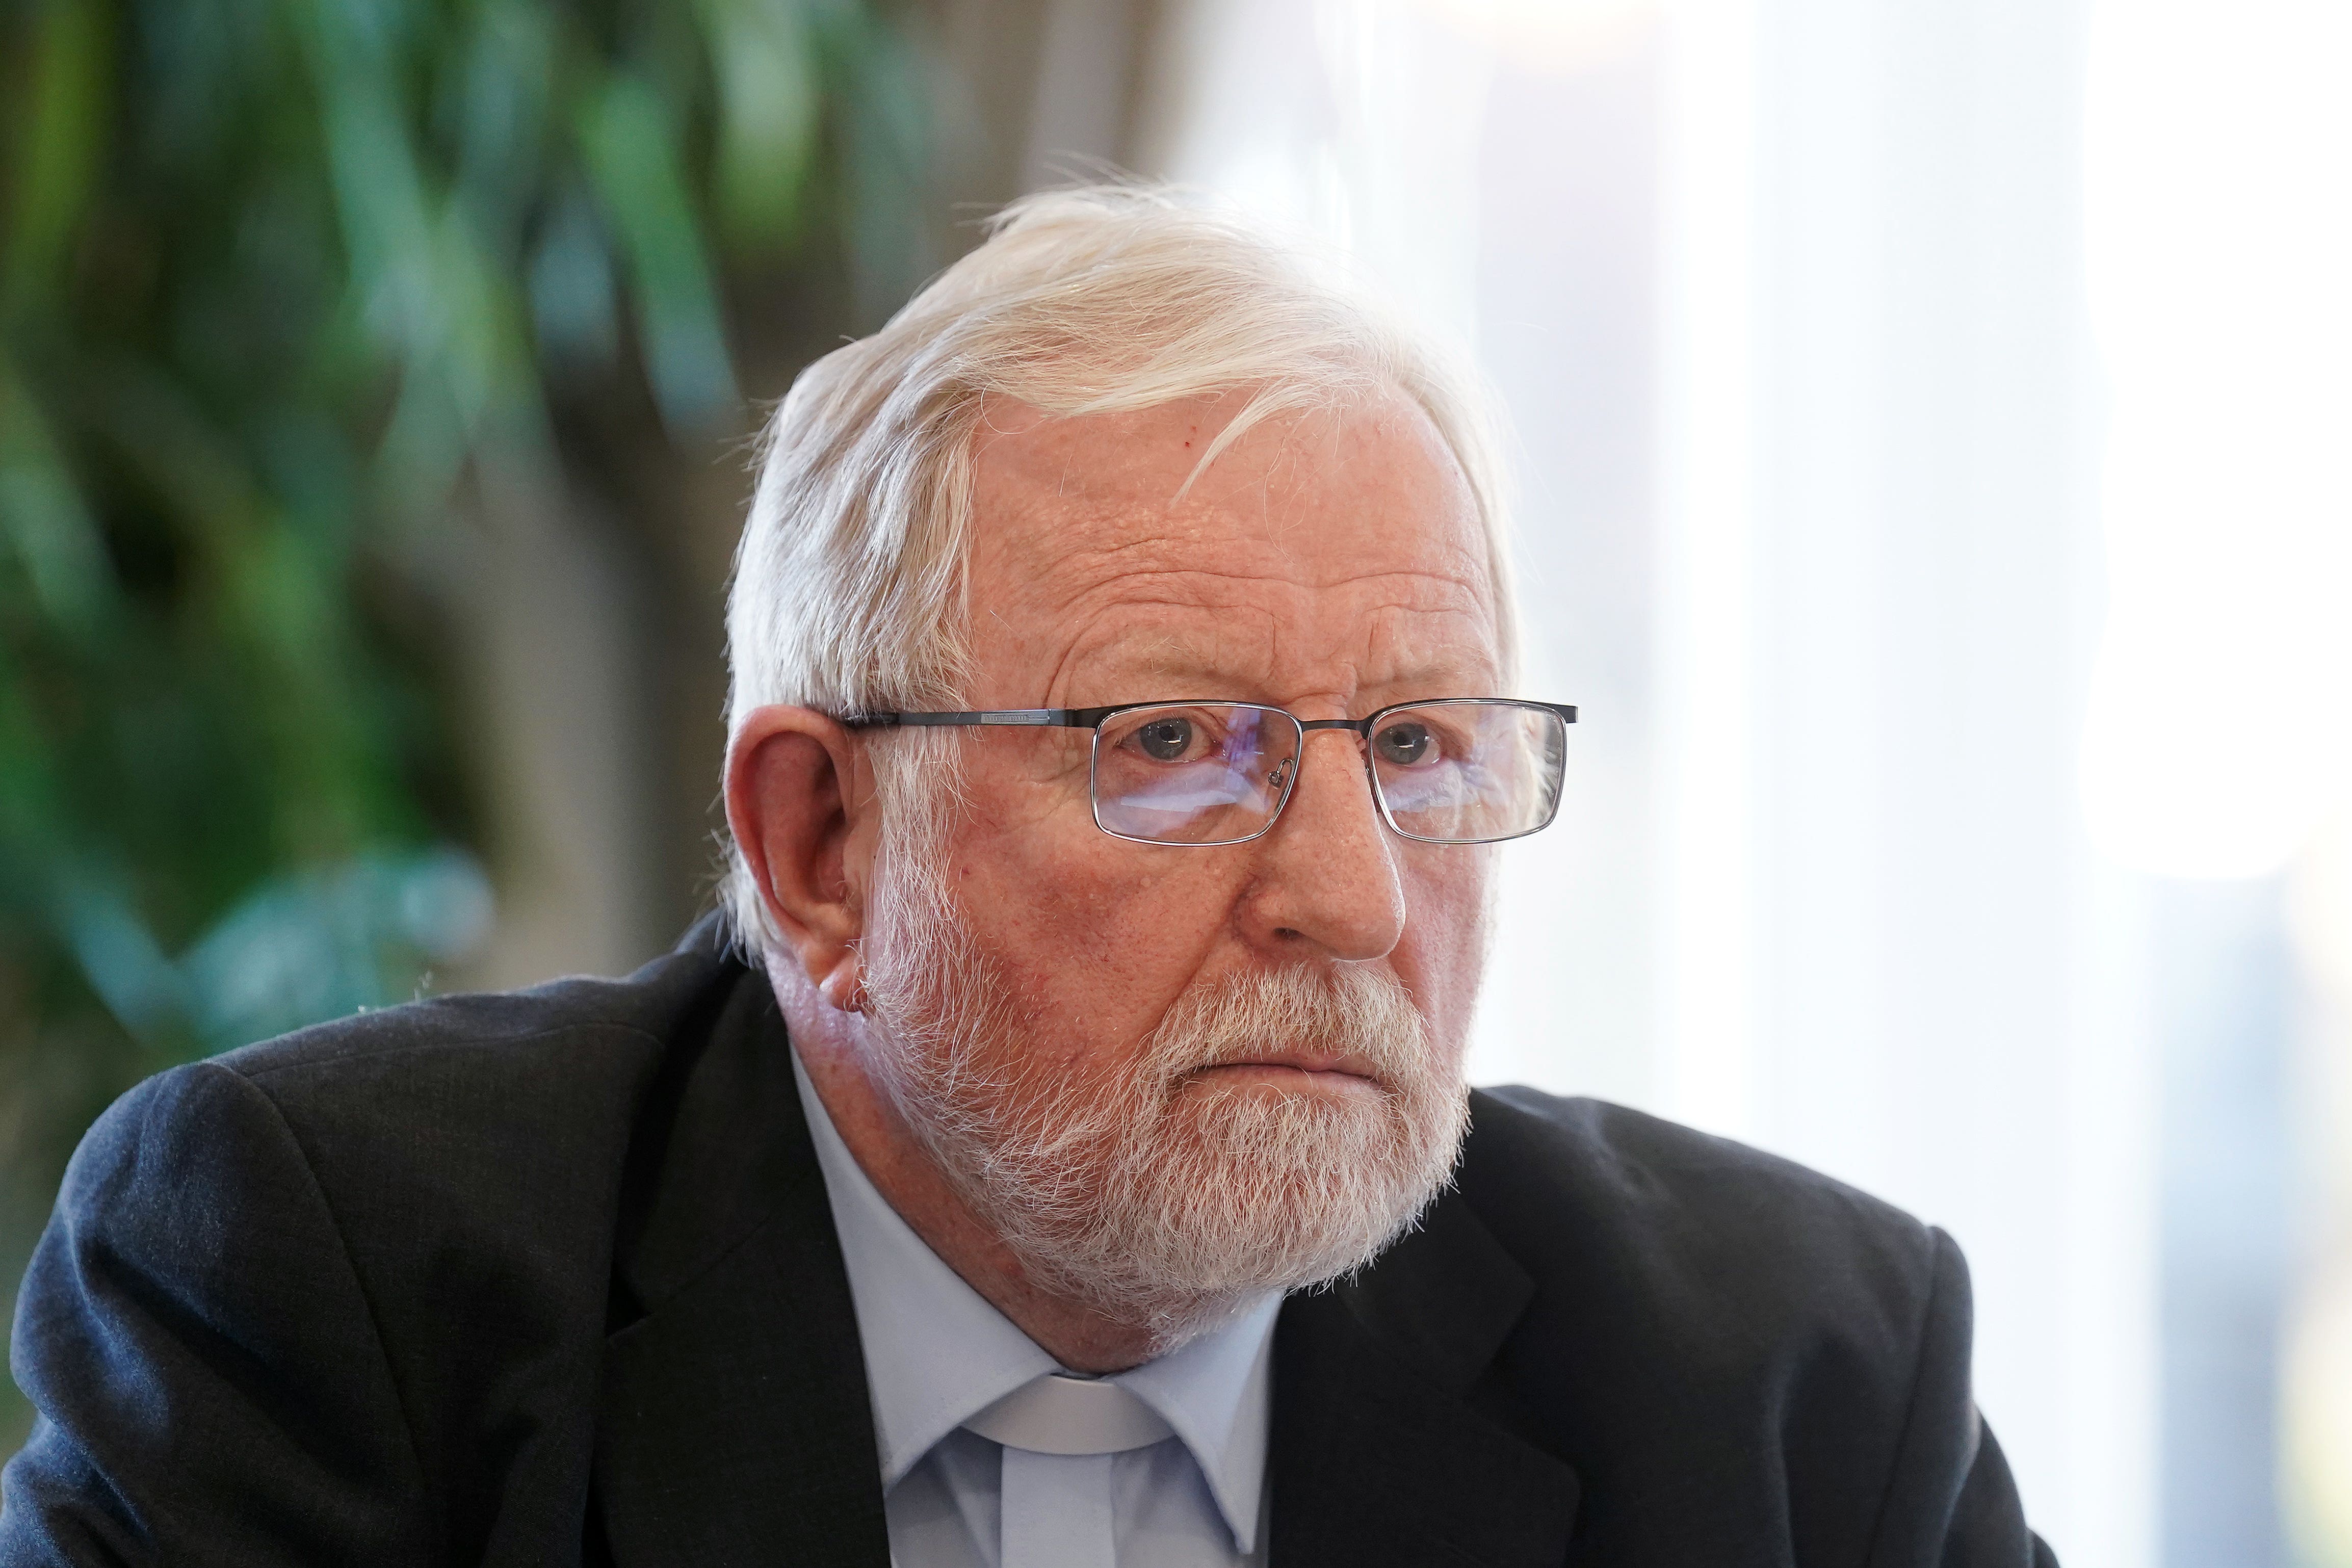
[1239,729,1407,961]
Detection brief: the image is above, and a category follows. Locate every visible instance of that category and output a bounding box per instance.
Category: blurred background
[1,0,2346,1560]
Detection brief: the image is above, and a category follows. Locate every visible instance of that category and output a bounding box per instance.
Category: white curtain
[1133,2,2148,1561]
[1126,2,2352,1560]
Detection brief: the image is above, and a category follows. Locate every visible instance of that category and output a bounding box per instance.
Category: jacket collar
[592,945,891,1568]
[592,950,1577,1567]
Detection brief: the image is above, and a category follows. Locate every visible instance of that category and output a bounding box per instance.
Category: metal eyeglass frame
[842,698,1579,847]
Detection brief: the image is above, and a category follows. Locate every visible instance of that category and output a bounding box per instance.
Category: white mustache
[1140,963,1432,1086]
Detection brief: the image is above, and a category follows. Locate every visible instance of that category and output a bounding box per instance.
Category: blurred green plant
[0,0,935,1440]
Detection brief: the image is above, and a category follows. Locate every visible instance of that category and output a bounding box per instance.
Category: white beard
[857,820,1470,1353]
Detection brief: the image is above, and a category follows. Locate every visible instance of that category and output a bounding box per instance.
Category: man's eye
[1134,718,1196,761]
[1374,722,1436,766]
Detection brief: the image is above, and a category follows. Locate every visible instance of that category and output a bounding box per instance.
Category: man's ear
[724,706,874,1012]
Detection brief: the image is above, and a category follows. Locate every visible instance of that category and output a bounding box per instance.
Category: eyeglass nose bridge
[1258,715,1386,838]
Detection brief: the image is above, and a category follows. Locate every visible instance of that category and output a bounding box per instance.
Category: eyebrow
[1072,643,1498,703]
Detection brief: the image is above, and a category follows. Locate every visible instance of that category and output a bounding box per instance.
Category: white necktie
[964,1373,1174,1567]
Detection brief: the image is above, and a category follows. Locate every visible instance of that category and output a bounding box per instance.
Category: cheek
[1391,846,1494,1054]
[947,749,1240,1067]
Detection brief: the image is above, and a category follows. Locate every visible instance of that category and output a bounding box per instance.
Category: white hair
[720,182,1518,946]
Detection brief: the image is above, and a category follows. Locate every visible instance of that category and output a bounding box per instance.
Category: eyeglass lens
[1092,704,1299,845]
[1089,702,1566,846]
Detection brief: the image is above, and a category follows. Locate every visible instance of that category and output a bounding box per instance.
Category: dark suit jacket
[2,917,2056,1566]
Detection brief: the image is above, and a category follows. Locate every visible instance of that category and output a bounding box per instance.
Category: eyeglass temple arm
[842,709,1110,729]
[845,702,1578,730]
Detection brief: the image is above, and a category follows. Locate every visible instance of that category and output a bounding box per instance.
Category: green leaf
[701,0,821,251]
[577,70,739,433]
[1,0,111,315]
[0,349,116,640]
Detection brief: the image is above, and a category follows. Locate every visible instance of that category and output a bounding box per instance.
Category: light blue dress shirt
[792,1053,1280,1567]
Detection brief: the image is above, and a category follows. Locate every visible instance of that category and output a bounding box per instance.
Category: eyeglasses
[844,699,1576,847]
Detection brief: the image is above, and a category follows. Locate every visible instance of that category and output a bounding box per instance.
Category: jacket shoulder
[7,920,765,1560]
[1458,1085,1945,1388]
[215,927,731,1087]
[197,918,744,1169]
[1464,1085,1931,1253]
[191,922,748,1270]
[1441,1089,2030,1561]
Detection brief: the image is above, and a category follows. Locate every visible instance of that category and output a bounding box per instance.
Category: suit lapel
[593,972,889,1567]
[1269,1186,1581,1567]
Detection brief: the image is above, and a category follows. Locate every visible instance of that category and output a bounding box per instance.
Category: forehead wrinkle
[1296,561,1489,611]
[1033,587,1498,711]
[984,447,1489,615]
[1019,543,1488,614]
[994,456,1476,582]
[1013,563,1488,668]
[1039,596,1280,706]
[1305,600,1501,696]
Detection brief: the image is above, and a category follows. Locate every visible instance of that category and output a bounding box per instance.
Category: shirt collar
[791,1050,1279,1552]
[1110,1290,1280,1552]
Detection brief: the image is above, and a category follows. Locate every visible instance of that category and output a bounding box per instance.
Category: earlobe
[818,949,866,1013]
[724,707,873,1008]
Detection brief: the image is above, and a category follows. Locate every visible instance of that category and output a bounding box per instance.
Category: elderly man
[3,188,2054,1567]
